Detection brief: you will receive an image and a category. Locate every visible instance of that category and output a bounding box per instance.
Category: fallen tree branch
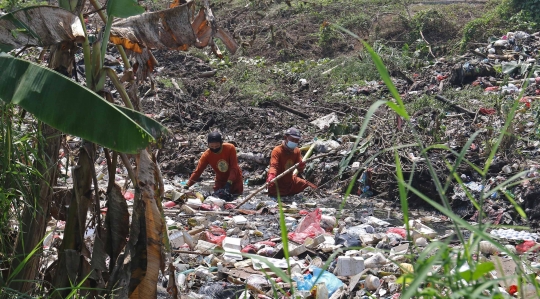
[173,250,211,256]
[434,95,476,117]
[265,100,309,119]
[235,151,336,209]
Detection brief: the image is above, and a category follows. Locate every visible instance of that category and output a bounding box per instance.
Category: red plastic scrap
[205,226,227,245]
[519,96,536,108]
[387,227,407,238]
[163,201,177,208]
[124,191,135,200]
[508,285,518,295]
[256,241,276,247]
[288,208,325,243]
[224,203,237,210]
[299,210,309,215]
[436,74,448,81]
[199,203,221,211]
[241,244,257,253]
[516,240,539,254]
[485,86,499,92]
[479,108,496,115]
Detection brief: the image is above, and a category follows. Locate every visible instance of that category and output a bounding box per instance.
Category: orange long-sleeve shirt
[268,143,303,188]
[188,143,242,187]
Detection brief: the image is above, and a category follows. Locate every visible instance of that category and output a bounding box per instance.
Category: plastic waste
[198,282,245,299]
[365,274,380,291]
[490,228,538,241]
[310,113,340,130]
[294,267,344,296]
[364,253,388,269]
[516,240,539,254]
[314,140,341,153]
[246,274,270,288]
[335,233,361,248]
[320,215,336,232]
[479,241,498,255]
[205,226,227,246]
[387,227,406,238]
[204,196,225,207]
[288,208,326,244]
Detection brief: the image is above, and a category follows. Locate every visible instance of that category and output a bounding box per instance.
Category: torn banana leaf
[110,0,238,78]
[0,6,84,52]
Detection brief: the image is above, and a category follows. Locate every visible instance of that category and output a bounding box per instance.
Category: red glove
[266,173,276,188]
[298,161,306,171]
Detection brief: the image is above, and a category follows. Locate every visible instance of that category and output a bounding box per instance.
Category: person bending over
[185,131,243,200]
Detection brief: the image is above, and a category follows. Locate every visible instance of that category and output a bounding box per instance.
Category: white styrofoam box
[233,215,248,225]
[222,237,242,252]
[335,256,365,276]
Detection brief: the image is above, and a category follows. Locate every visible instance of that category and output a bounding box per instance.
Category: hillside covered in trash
[4,0,540,298]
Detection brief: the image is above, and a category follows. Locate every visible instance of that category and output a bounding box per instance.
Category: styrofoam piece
[252,257,290,270]
[335,256,365,276]
[186,198,202,208]
[195,240,216,253]
[304,234,326,249]
[359,233,383,245]
[415,237,428,247]
[170,231,185,248]
[390,243,409,256]
[288,242,307,256]
[409,220,437,240]
[233,215,248,225]
[346,224,374,237]
[363,216,390,227]
[364,253,388,269]
[315,282,329,299]
[223,237,242,251]
[204,196,225,207]
[222,237,243,260]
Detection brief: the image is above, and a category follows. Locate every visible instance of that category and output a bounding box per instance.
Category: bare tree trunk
[10,124,61,294]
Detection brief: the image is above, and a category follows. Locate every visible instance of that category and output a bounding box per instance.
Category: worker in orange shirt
[266,127,317,197]
[185,131,243,200]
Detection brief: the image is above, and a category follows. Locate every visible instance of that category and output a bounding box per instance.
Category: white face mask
[286,140,298,149]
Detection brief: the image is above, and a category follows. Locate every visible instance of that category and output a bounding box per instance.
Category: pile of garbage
[146,183,540,298]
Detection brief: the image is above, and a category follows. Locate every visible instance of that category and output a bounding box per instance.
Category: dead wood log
[265,100,309,119]
[434,95,476,117]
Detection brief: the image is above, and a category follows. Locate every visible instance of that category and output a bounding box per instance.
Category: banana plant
[0,0,237,297]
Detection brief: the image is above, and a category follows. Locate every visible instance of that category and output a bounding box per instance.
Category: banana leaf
[0,6,84,52]
[107,0,145,18]
[0,54,168,153]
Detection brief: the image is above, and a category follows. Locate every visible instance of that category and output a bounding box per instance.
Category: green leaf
[0,54,166,153]
[459,262,495,282]
[107,0,145,18]
[472,262,495,280]
[115,105,170,140]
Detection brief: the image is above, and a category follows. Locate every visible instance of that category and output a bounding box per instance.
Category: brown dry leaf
[109,0,237,79]
[104,183,130,271]
[0,6,84,52]
[129,150,164,299]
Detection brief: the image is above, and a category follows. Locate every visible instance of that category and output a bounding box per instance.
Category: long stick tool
[235,151,335,209]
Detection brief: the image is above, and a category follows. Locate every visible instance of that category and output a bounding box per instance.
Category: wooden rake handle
[235,151,335,209]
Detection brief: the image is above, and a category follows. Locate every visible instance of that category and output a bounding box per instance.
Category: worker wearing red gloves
[185,131,243,200]
[267,127,317,197]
